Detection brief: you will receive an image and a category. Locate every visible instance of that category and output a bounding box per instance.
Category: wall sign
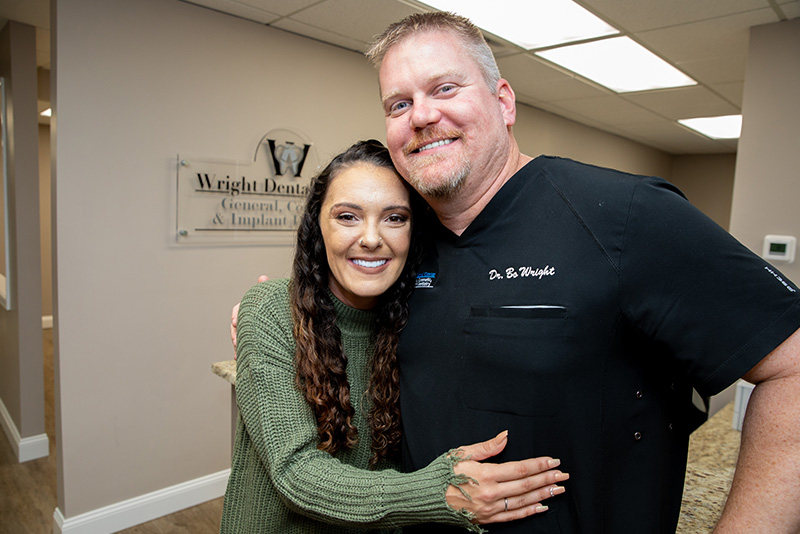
[176,129,319,245]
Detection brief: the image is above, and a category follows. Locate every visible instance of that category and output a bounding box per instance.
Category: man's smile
[404,129,464,156]
[413,138,456,154]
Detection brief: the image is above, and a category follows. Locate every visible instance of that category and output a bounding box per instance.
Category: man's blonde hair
[366,11,501,93]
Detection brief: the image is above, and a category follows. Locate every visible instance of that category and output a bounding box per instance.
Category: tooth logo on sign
[266,139,311,177]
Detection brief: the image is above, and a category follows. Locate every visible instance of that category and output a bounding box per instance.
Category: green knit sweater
[220,279,478,533]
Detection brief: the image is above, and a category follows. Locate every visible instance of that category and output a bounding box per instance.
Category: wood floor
[0,329,224,534]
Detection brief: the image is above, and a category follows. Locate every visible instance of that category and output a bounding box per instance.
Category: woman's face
[320,162,412,310]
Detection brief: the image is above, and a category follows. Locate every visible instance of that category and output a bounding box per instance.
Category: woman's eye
[336,213,357,222]
[386,214,409,224]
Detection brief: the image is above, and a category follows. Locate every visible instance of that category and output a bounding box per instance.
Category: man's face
[378,30,512,200]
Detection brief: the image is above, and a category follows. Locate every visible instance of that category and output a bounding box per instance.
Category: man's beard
[407,153,471,200]
[402,129,470,200]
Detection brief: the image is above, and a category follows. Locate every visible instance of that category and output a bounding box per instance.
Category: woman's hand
[446,431,569,524]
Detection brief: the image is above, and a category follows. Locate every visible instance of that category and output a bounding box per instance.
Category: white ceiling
[2,0,798,155]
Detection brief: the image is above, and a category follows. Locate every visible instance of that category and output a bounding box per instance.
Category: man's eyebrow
[381,90,402,109]
[380,70,463,108]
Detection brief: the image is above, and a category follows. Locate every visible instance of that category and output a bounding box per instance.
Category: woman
[221,140,567,533]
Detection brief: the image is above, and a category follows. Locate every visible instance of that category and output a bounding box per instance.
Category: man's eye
[390,101,410,114]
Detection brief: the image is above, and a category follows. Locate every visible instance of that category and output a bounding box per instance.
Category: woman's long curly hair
[290,139,426,468]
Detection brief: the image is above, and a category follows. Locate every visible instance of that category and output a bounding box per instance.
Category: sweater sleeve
[235,281,480,531]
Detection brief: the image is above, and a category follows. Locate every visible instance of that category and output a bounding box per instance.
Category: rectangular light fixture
[679,115,742,139]
[40,108,52,117]
[535,36,697,93]
[414,0,618,49]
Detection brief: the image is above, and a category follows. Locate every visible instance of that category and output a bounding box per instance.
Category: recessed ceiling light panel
[536,36,697,93]
[416,0,618,49]
[679,115,742,139]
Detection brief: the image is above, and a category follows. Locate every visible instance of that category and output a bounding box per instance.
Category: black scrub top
[399,156,800,533]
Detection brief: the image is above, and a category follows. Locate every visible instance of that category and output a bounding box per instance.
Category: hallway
[0,330,224,533]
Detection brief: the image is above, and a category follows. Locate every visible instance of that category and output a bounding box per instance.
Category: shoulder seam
[542,172,620,276]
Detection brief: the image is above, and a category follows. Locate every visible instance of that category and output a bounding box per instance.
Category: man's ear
[496,78,517,127]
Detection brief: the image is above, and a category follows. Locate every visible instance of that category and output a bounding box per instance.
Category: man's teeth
[353,259,387,268]
[418,138,454,152]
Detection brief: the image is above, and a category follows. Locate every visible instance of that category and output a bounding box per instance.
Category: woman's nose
[359,225,383,249]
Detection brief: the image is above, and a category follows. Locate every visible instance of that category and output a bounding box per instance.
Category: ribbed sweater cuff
[378,452,485,532]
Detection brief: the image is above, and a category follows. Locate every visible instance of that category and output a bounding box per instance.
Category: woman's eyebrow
[329,202,362,211]
[383,204,411,211]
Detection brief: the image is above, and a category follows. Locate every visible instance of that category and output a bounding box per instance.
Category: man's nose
[410,99,441,129]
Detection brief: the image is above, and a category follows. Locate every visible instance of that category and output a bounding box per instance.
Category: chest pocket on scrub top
[462,305,572,417]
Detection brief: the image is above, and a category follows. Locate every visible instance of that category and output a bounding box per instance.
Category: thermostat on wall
[763,235,796,263]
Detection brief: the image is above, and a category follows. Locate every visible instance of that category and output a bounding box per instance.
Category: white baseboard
[42,315,53,329]
[0,395,50,462]
[732,379,755,431]
[53,469,230,534]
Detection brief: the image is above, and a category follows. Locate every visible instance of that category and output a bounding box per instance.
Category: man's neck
[427,152,533,236]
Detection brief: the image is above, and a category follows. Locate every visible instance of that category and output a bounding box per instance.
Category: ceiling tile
[676,54,747,85]
[0,0,49,29]
[232,0,323,17]
[622,85,740,120]
[614,121,736,154]
[271,18,372,52]
[284,0,423,45]
[514,78,609,103]
[526,100,595,124]
[781,3,800,17]
[577,0,771,32]
[548,95,665,126]
[708,81,745,108]
[498,54,573,84]
[36,27,51,70]
[635,8,778,65]
[181,0,282,24]
[498,54,612,102]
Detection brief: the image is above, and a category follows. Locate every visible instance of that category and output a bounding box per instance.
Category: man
[364,11,800,534]
[233,11,800,533]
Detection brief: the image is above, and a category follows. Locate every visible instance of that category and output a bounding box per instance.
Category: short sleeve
[618,177,800,396]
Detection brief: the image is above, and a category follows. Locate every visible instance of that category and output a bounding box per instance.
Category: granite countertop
[211,359,236,385]
[212,360,740,530]
[676,401,740,532]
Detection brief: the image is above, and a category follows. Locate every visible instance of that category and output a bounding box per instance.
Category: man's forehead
[383,28,459,57]
[378,31,470,93]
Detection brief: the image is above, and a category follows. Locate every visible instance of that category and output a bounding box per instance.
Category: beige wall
[730,18,800,284]
[46,0,737,528]
[0,21,45,450]
[670,154,737,231]
[52,0,387,519]
[514,103,673,178]
[39,124,52,317]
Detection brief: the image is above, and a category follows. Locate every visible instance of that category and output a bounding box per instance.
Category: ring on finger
[504,497,508,512]
[549,486,555,498]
